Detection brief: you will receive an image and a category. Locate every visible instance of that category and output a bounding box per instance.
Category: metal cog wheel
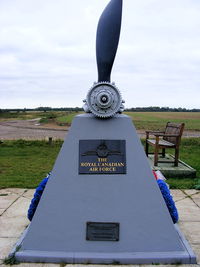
[83,82,124,118]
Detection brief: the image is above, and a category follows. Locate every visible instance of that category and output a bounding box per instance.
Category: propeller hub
[101,95,108,103]
[96,91,112,108]
[83,82,124,118]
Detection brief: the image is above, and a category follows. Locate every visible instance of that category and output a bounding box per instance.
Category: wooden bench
[145,122,185,166]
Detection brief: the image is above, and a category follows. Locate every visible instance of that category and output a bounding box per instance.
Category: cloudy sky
[0,0,200,109]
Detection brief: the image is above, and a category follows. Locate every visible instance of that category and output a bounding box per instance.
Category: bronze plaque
[79,140,126,174]
[86,222,119,241]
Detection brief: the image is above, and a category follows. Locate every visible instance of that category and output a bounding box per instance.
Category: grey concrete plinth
[148,154,196,178]
[14,249,195,264]
[14,114,196,264]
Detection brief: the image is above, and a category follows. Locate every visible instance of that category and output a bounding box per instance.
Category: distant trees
[0,106,199,113]
[0,107,84,113]
[35,107,83,112]
[124,106,200,112]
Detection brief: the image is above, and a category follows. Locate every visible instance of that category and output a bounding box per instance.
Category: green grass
[1,111,200,132]
[39,112,59,124]
[167,177,199,189]
[0,111,44,121]
[167,138,200,189]
[0,138,199,189]
[55,112,82,125]
[55,111,200,131]
[0,140,62,188]
[38,111,82,125]
[125,112,200,131]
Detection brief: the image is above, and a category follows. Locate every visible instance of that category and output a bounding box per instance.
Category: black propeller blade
[96,0,123,83]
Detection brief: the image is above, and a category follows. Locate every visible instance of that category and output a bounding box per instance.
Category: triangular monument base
[14,114,196,264]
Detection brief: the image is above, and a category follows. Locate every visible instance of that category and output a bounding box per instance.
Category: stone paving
[0,188,200,267]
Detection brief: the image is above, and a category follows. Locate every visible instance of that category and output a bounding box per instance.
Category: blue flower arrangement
[28,172,178,224]
[157,179,179,223]
[27,173,51,221]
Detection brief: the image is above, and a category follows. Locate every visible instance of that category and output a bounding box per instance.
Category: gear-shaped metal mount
[83,82,124,118]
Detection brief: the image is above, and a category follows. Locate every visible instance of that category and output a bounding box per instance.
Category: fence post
[48,137,53,145]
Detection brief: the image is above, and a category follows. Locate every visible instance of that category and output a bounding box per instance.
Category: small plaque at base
[86,222,119,241]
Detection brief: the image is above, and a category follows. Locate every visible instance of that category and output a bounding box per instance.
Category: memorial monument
[14,0,196,264]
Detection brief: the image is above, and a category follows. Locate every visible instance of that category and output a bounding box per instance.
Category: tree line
[125,106,200,112]
[0,106,200,113]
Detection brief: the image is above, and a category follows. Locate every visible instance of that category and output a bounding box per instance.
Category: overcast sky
[0,0,200,109]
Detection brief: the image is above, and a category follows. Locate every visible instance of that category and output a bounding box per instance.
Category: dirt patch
[0,119,69,140]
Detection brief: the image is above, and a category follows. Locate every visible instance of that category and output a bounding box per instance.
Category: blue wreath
[28,174,178,224]
[27,173,50,221]
[157,179,179,223]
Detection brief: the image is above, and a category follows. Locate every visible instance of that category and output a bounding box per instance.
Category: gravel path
[0,119,68,140]
[0,119,199,140]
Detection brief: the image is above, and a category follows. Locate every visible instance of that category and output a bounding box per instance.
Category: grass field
[51,111,200,130]
[55,112,80,125]
[0,111,44,121]
[0,111,199,189]
[1,111,200,131]
[125,112,200,131]
[0,140,61,188]
[0,138,199,189]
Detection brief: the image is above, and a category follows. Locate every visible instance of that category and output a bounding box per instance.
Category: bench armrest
[145,131,164,134]
[154,133,179,137]
[145,131,164,139]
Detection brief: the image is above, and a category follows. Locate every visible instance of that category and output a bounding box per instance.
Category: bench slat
[147,139,175,147]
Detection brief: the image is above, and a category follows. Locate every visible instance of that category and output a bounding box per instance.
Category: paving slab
[40,265,60,267]
[0,237,17,260]
[6,188,26,195]
[175,197,200,221]
[184,190,200,196]
[0,210,5,216]
[171,189,187,202]
[0,264,45,267]
[0,215,29,238]
[191,244,200,264]
[0,196,29,238]
[191,192,200,199]
[0,189,14,195]
[193,192,200,198]
[141,265,199,267]
[179,222,200,244]
[187,191,200,207]
[22,190,35,200]
[5,197,30,218]
[192,197,200,207]
[65,266,140,267]
[0,194,19,209]
[0,263,60,267]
